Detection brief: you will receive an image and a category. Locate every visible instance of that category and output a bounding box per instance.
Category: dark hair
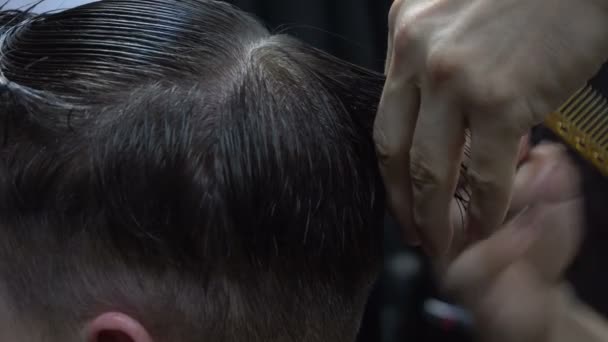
[0,1,385,341]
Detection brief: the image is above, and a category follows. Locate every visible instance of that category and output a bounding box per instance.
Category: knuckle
[481,97,542,137]
[409,149,447,195]
[470,74,543,135]
[391,12,422,61]
[392,23,415,60]
[388,0,408,30]
[373,126,398,165]
[388,1,402,31]
[466,167,504,198]
[454,64,520,115]
[427,49,461,86]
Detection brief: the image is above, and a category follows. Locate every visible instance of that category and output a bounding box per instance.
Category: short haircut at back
[0,1,385,341]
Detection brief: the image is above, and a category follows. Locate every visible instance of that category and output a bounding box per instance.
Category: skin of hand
[442,143,598,342]
[374,0,608,257]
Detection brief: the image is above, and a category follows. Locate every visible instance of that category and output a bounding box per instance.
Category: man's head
[0,1,385,341]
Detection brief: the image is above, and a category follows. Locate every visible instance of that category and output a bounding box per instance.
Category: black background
[228,0,391,72]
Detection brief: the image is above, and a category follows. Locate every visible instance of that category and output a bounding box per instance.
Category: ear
[86,312,153,342]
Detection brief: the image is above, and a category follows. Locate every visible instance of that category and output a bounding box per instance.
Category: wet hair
[0,1,385,341]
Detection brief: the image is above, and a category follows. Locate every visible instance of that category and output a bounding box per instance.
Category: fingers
[445,197,583,306]
[382,0,466,251]
[465,121,522,242]
[385,0,399,73]
[443,205,544,306]
[523,198,583,282]
[474,263,560,342]
[374,62,421,244]
[409,86,466,256]
[509,143,582,215]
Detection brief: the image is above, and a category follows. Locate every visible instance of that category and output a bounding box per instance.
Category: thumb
[444,197,583,306]
[523,198,583,283]
[509,143,582,215]
[443,205,545,306]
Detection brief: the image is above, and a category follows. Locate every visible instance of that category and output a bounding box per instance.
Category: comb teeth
[545,84,608,176]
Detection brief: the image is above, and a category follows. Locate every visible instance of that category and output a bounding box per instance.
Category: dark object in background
[382,216,427,342]
[227,0,392,72]
[382,215,475,342]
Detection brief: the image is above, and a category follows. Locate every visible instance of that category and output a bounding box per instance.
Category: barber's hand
[444,143,585,342]
[374,0,608,256]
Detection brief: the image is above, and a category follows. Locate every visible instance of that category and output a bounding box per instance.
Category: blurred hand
[443,143,586,342]
[374,0,608,256]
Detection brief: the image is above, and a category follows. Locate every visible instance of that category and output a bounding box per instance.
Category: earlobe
[86,312,153,342]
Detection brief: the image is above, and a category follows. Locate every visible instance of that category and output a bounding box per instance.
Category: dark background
[228,0,391,72]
